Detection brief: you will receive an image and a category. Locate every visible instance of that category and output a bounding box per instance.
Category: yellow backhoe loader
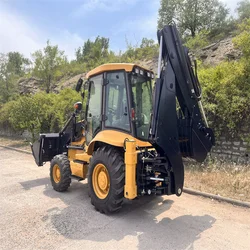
[31,25,215,213]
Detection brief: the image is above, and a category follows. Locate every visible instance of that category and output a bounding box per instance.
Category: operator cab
[83,63,154,144]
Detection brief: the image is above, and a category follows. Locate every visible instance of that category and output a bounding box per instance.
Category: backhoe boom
[149,25,215,196]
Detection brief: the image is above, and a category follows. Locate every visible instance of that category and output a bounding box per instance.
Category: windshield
[131,74,153,140]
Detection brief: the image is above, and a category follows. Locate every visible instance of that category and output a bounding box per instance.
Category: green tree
[140,38,156,48]
[237,0,250,21]
[0,52,30,103]
[7,52,31,76]
[121,38,158,62]
[184,30,209,49]
[158,0,177,29]
[76,36,110,68]
[158,0,229,37]
[8,96,41,141]
[1,88,81,141]
[32,41,67,93]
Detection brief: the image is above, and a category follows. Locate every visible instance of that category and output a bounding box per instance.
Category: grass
[184,160,250,202]
[1,135,249,202]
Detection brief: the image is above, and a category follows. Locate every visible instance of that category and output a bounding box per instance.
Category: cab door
[86,74,103,144]
[104,71,130,132]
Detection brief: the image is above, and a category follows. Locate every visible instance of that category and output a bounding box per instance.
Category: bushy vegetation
[198,17,250,137]
[0,89,80,141]
[120,38,158,62]
[199,60,250,136]
[184,30,210,50]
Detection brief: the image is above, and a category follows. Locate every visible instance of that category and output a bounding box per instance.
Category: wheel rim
[92,163,110,199]
[53,164,61,183]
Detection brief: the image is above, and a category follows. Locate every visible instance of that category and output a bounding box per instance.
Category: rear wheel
[88,146,125,214]
[50,154,71,192]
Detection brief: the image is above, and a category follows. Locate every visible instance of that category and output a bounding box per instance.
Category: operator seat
[112,101,130,130]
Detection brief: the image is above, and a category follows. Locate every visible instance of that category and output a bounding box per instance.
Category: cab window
[105,71,130,131]
[86,74,102,144]
[131,74,152,140]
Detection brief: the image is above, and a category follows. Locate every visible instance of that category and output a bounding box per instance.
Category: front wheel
[50,154,71,192]
[88,146,125,214]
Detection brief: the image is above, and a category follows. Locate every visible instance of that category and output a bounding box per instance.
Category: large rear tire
[50,154,71,192]
[88,146,125,214]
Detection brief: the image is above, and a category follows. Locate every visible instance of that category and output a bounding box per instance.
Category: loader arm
[149,25,215,196]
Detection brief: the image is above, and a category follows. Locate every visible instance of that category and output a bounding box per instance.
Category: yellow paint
[86,63,154,79]
[87,130,152,155]
[70,161,88,179]
[92,163,110,199]
[68,149,84,161]
[74,153,91,163]
[53,164,61,183]
[68,147,90,179]
[70,136,85,146]
[124,140,137,199]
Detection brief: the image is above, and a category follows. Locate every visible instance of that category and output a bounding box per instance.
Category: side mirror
[76,78,83,92]
[74,102,82,112]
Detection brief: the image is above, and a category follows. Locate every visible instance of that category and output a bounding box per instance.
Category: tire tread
[88,146,125,214]
[50,154,71,192]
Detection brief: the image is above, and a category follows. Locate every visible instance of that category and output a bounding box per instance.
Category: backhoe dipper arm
[149,25,215,196]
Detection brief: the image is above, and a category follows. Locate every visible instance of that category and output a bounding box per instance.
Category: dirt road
[0,147,249,250]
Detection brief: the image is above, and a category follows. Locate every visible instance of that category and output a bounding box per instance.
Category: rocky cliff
[196,36,241,65]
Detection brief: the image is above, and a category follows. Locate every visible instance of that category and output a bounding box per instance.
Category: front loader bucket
[31,133,68,166]
[31,139,43,166]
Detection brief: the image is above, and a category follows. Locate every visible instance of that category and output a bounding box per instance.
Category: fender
[87,130,152,155]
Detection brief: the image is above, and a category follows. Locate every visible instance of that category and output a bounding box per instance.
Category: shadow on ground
[20,177,216,250]
[20,177,50,190]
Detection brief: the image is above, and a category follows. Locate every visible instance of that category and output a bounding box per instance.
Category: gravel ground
[0,147,250,250]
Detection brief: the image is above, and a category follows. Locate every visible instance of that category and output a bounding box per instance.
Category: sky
[0,0,239,60]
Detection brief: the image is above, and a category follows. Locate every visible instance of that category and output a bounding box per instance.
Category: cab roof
[86,63,154,79]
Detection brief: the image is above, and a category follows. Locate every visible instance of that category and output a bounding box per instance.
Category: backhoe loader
[31,25,215,213]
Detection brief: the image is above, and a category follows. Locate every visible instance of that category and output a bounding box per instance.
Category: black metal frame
[84,70,140,139]
[128,72,153,141]
[103,70,133,134]
[149,25,215,196]
[31,114,77,166]
[84,73,104,143]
